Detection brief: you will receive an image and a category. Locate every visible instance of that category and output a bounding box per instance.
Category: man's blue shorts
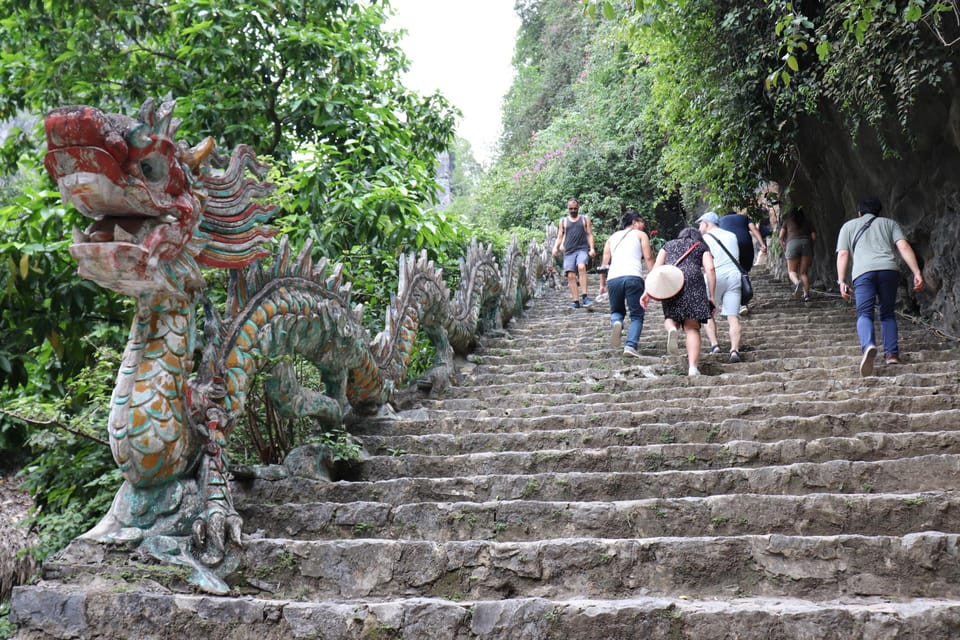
[563,249,589,274]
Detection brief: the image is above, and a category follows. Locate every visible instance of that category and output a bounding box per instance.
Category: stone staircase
[12,266,960,639]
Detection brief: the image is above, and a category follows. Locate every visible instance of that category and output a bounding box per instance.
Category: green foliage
[578,0,958,204]
[765,1,957,151]
[0,0,470,562]
[501,0,600,157]
[473,13,680,238]
[17,438,121,560]
[0,601,15,639]
[0,151,129,396]
[5,348,121,561]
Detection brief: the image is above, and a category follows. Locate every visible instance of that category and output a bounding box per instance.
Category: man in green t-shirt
[836,196,924,377]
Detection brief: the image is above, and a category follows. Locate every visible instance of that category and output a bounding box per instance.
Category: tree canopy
[0,0,477,562]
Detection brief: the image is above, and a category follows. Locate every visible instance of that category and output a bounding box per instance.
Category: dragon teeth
[113,225,137,243]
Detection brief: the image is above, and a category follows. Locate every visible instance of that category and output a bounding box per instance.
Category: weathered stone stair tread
[363,396,957,433]
[14,589,960,640]
[355,408,960,439]
[234,453,960,505]
[421,378,960,411]
[239,491,960,541]
[185,532,960,601]
[354,431,960,480]
[406,387,956,418]
[357,411,960,451]
[457,356,958,383]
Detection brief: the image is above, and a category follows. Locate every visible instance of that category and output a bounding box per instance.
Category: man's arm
[585,216,596,256]
[895,239,925,292]
[552,218,565,257]
[836,249,851,300]
[638,230,655,273]
[748,221,767,253]
[598,238,612,293]
[702,251,717,304]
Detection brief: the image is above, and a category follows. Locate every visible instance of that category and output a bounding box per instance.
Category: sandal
[709,344,721,354]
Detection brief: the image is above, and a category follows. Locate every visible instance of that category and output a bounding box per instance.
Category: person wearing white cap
[697,211,745,363]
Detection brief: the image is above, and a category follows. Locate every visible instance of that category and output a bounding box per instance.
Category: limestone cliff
[771,71,960,334]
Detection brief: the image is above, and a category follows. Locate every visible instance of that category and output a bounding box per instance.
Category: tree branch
[0,411,109,447]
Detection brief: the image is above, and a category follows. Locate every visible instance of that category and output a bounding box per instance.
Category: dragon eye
[139,156,167,183]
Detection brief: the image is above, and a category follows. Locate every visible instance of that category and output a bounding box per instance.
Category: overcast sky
[385,0,520,166]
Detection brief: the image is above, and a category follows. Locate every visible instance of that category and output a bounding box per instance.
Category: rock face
[771,70,960,333]
[11,270,960,638]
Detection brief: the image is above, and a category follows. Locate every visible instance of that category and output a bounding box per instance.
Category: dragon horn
[183,137,215,172]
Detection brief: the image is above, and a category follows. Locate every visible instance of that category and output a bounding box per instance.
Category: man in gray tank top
[551,198,596,309]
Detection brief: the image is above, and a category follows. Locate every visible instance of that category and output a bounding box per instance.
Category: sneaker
[623,345,641,358]
[802,293,810,303]
[688,366,701,377]
[666,328,679,355]
[581,295,593,308]
[708,344,721,355]
[793,282,801,298]
[570,301,581,309]
[739,305,750,315]
[729,350,741,363]
[610,320,623,347]
[860,345,878,377]
[885,354,900,365]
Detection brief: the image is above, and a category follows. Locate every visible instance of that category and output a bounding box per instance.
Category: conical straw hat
[645,265,685,300]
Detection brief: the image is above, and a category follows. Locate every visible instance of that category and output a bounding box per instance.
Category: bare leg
[577,263,589,298]
[705,317,720,348]
[799,255,813,296]
[727,315,742,353]
[566,271,579,302]
[684,319,701,369]
[786,257,801,288]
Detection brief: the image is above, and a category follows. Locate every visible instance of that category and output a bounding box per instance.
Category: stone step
[160,532,960,601]
[398,394,957,425]
[356,393,957,435]
[418,377,959,410]
[14,588,960,640]
[454,352,957,385]
[233,453,960,506]
[238,491,960,542]
[356,409,960,449]
[353,431,960,480]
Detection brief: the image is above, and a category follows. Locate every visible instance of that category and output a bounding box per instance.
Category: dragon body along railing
[43,99,554,593]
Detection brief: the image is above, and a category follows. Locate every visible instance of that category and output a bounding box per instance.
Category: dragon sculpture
[43,99,554,593]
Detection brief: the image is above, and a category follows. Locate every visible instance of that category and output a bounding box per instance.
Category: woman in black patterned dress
[643,227,716,376]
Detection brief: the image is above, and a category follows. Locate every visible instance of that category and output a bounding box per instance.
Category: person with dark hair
[719,207,767,273]
[642,227,716,376]
[598,209,655,357]
[836,196,924,376]
[551,198,596,309]
[778,207,817,302]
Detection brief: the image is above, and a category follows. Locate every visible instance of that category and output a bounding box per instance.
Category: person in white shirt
[697,211,744,363]
[598,210,655,357]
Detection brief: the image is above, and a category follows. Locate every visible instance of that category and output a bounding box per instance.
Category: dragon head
[45,99,277,299]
